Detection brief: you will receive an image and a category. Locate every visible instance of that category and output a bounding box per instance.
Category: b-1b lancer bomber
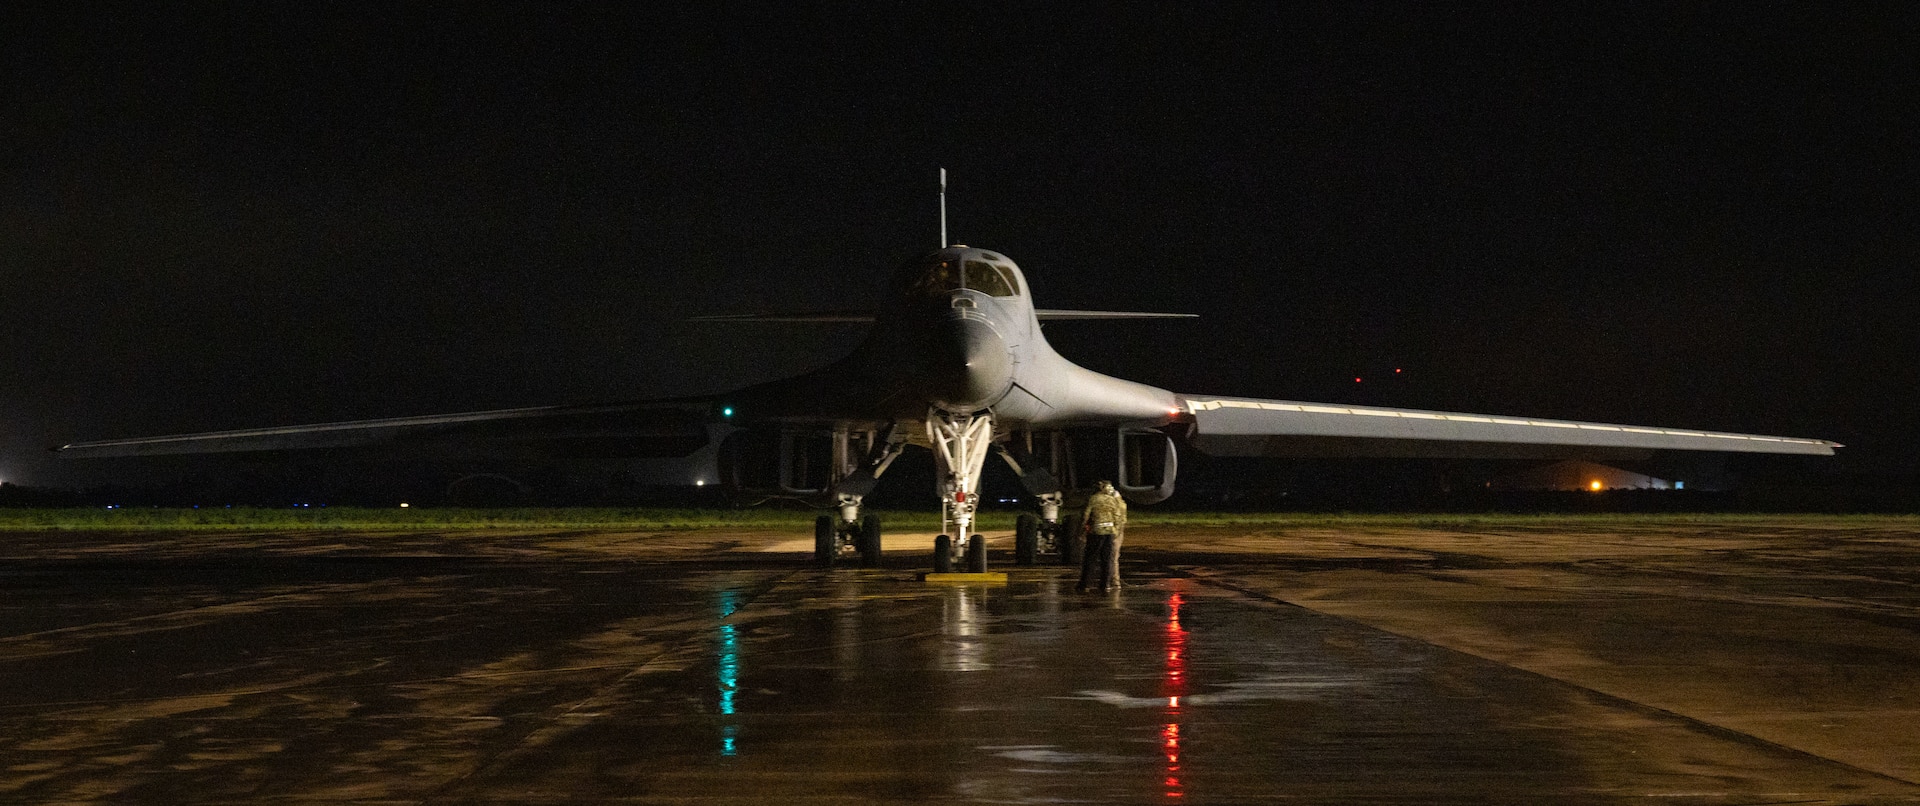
[59,180,1839,572]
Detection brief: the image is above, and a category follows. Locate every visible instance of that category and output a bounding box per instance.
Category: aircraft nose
[930,313,1013,411]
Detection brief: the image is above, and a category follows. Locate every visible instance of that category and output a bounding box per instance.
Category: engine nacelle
[1115,428,1178,504]
[717,426,881,496]
[1011,426,1180,505]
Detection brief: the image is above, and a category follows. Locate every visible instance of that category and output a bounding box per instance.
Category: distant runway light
[400,502,410,508]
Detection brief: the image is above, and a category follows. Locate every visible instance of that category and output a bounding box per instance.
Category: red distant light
[1353,377,1362,383]
[1395,368,1403,374]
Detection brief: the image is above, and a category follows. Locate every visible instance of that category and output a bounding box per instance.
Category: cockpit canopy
[894,248,1024,299]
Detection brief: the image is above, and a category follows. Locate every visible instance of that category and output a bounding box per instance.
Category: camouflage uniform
[1077,483,1127,592]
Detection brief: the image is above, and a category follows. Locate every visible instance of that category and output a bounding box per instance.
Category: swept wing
[54,400,716,460]
[1180,395,1838,460]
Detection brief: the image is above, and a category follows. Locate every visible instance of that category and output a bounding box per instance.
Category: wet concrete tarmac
[2,519,1918,803]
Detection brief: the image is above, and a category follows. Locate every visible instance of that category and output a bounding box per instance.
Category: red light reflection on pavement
[1163,588,1188,799]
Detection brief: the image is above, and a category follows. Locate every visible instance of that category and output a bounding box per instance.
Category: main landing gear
[815,508,882,568]
[994,443,1081,567]
[1015,508,1084,567]
[814,428,907,569]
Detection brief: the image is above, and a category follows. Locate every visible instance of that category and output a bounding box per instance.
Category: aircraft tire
[1014,514,1039,566]
[933,534,954,573]
[966,534,987,573]
[859,514,883,567]
[1061,514,1085,566]
[814,515,835,567]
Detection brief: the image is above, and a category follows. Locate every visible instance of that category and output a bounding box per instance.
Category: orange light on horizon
[1589,480,1603,491]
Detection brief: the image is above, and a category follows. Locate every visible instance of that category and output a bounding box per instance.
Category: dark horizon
[5,4,1914,490]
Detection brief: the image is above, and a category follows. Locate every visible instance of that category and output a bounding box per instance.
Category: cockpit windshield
[903,258,962,297]
[964,261,1016,296]
[896,253,1020,298]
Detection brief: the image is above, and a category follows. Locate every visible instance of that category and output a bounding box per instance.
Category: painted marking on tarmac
[920,572,1009,585]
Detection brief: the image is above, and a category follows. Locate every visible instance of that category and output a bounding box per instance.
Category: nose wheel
[933,534,953,573]
[933,531,988,573]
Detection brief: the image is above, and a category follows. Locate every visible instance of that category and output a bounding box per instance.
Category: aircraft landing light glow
[1590,480,1604,491]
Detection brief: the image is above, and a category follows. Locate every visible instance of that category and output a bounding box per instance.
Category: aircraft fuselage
[732,246,1182,431]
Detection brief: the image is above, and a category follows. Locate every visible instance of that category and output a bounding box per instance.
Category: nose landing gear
[928,409,995,573]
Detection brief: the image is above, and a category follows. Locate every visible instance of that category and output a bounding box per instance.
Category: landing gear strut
[928,409,994,573]
[993,443,1076,566]
[817,429,908,569]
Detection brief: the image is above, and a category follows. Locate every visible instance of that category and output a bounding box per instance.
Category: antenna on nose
[939,167,948,247]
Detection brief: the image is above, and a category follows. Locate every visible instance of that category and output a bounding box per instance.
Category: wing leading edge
[54,400,718,460]
[1181,396,1839,460]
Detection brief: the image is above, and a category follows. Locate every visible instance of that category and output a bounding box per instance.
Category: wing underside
[54,400,718,460]
[1181,396,1839,460]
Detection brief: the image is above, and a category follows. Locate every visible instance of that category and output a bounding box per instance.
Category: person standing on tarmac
[1077,480,1128,593]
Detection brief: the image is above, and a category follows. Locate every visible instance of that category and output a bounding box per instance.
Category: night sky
[4,3,1915,487]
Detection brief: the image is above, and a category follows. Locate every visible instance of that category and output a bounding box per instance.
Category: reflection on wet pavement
[1,523,1917,803]
[715,587,741,758]
[1164,588,1186,800]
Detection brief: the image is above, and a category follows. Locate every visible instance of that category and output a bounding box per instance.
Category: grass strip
[0,508,1911,532]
